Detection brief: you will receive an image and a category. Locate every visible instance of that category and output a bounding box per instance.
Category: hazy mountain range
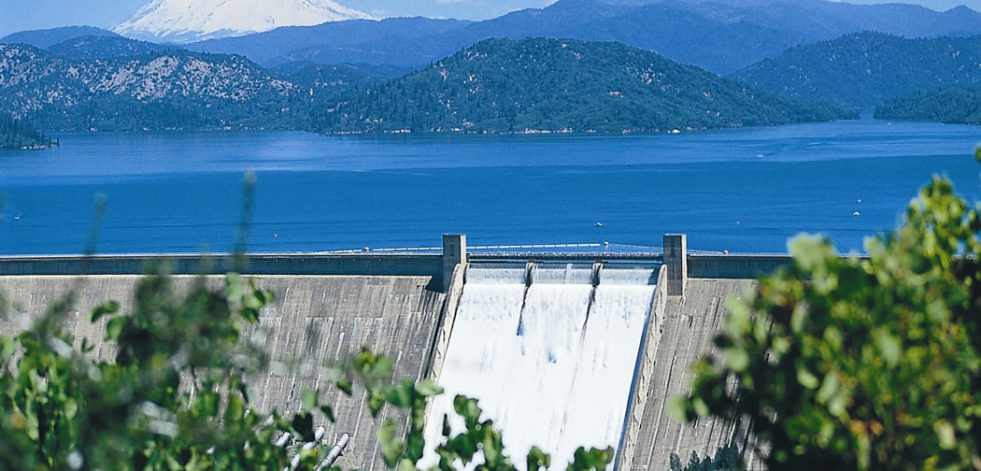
[7,0,979,74]
[1,0,979,134]
[184,0,981,74]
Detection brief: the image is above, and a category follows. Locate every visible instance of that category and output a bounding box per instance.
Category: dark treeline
[0,115,56,150]
[732,32,981,110]
[318,38,852,134]
[875,88,981,125]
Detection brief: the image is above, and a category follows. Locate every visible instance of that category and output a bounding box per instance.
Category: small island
[0,115,58,150]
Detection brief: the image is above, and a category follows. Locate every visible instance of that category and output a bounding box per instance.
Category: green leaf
[90,300,120,322]
[415,378,443,397]
[935,421,956,450]
[106,317,127,340]
[724,348,749,371]
[64,399,78,420]
[526,446,550,471]
[369,391,386,416]
[336,377,353,396]
[789,235,835,272]
[875,330,902,367]
[378,420,404,468]
[225,273,245,306]
[667,396,690,422]
[320,404,335,423]
[0,335,14,359]
[291,412,315,442]
[482,428,503,466]
[388,381,414,408]
[301,388,318,411]
[200,390,220,417]
[226,393,245,423]
[797,367,820,389]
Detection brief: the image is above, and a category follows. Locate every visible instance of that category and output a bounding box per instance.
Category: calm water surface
[0,117,978,255]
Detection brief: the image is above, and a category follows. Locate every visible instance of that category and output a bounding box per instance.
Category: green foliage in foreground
[673,149,981,470]
[875,88,981,126]
[0,114,55,150]
[0,265,613,470]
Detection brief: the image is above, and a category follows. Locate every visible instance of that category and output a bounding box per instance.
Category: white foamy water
[559,284,655,461]
[422,281,528,468]
[466,266,527,284]
[423,267,656,469]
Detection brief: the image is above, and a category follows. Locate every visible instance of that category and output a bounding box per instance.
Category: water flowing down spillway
[423,264,658,469]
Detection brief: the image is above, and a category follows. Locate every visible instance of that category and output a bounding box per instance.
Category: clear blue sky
[0,0,978,37]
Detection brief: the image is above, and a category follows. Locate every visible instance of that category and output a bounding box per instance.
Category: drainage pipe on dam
[317,433,350,470]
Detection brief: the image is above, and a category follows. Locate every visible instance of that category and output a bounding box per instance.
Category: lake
[0,117,978,255]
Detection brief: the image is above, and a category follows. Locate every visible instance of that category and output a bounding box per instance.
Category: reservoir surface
[0,117,978,255]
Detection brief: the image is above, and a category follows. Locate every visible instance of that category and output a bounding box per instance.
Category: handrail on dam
[0,253,445,278]
[0,234,804,294]
[469,252,663,261]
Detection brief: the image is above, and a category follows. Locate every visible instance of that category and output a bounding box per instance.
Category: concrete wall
[617,265,668,470]
[0,274,446,471]
[626,278,760,471]
[0,254,444,284]
[426,264,466,383]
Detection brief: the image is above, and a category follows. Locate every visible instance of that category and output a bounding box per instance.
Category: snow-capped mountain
[114,0,376,43]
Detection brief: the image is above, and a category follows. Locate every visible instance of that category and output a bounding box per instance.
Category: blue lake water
[0,117,978,255]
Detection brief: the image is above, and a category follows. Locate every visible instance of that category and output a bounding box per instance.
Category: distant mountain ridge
[732,32,981,109]
[190,17,473,67]
[46,35,182,60]
[187,0,981,74]
[6,0,981,74]
[1,26,118,49]
[318,38,852,134]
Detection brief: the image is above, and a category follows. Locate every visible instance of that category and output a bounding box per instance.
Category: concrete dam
[0,235,774,470]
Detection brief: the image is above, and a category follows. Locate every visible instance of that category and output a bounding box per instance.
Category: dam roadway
[0,235,774,470]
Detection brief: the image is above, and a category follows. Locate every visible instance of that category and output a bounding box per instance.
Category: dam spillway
[424,263,658,468]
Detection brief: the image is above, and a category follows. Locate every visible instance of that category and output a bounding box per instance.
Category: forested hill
[875,88,981,125]
[318,38,853,135]
[0,115,55,150]
[0,43,301,131]
[732,32,981,109]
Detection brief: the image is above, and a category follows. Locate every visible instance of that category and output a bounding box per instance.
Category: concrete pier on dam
[0,235,780,470]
